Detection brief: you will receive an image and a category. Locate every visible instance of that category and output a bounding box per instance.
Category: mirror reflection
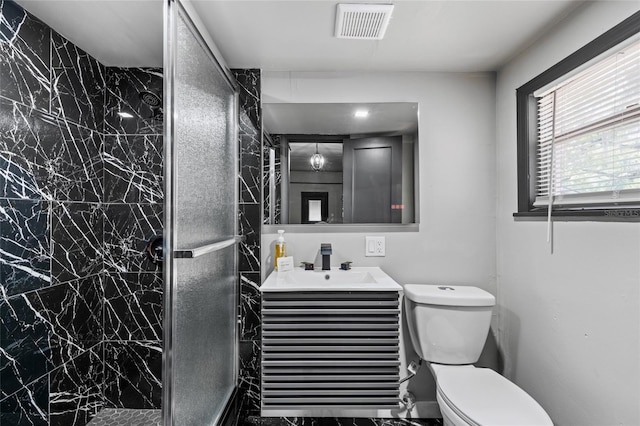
[263,102,418,225]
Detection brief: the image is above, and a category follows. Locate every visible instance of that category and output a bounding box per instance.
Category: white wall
[496,3,640,426]
[261,71,497,409]
[262,71,496,286]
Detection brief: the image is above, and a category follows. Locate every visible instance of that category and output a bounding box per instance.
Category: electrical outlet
[365,236,386,257]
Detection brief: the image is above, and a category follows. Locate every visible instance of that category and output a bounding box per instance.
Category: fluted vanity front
[260,267,402,417]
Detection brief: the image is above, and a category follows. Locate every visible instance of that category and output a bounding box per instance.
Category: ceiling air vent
[335,3,394,40]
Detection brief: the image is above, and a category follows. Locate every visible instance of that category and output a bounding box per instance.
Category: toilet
[403,284,553,426]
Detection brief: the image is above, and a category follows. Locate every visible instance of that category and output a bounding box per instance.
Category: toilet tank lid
[403,284,495,307]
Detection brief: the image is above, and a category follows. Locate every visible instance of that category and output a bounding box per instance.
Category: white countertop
[260,266,402,292]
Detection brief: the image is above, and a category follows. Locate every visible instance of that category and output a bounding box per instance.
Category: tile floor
[87,408,161,426]
[238,417,443,426]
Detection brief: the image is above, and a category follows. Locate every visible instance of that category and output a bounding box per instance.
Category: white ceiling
[192,0,582,72]
[16,0,164,67]
[17,0,583,72]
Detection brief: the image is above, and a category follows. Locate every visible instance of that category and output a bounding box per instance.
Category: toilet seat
[435,366,553,426]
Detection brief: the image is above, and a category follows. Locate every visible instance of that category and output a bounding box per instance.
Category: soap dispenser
[274,229,286,270]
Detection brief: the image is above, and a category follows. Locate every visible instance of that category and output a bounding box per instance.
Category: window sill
[513,208,640,222]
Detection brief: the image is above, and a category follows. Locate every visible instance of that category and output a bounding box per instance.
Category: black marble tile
[0,373,48,426]
[272,140,283,225]
[240,273,260,341]
[47,122,103,202]
[238,413,263,426]
[239,204,260,272]
[103,203,162,273]
[0,99,103,202]
[103,341,162,409]
[51,202,103,284]
[356,419,442,426]
[104,134,163,203]
[51,31,105,130]
[34,276,103,367]
[263,144,276,225]
[49,345,104,426]
[0,293,52,399]
[239,340,261,413]
[232,69,261,130]
[104,68,163,135]
[273,197,281,225]
[240,110,262,205]
[0,150,40,200]
[0,0,51,113]
[0,199,50,296]
[239,418,442,426]
[104,272,162,341]
[243,417,299,426]
[1,277,102,397]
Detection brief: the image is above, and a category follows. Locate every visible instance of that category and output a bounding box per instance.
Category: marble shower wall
[232,69,263,418]
[1,1,105,424]
[0,1,163,424]
[101,67,163,411]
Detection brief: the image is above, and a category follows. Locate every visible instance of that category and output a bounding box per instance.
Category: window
[516,11,640,220]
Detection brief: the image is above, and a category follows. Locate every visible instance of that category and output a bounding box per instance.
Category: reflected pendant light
[310,143,325,171]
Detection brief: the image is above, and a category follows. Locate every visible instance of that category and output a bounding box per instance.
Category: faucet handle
[340,261,352,270]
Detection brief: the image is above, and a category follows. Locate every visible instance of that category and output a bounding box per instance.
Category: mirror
[263,102,418,226]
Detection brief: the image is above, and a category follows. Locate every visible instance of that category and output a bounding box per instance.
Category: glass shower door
[163,1,239,424]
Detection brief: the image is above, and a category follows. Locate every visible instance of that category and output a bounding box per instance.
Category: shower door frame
[162,0,240,424]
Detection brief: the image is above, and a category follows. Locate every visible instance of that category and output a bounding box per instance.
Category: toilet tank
[403,285,495,365]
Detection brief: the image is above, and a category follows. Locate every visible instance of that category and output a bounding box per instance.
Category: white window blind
[534,37,640,207]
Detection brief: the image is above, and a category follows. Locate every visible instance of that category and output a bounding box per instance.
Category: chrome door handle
[174,235,244,258]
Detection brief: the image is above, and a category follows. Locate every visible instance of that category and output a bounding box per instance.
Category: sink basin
[284,269,376,285]
[260,266,401,292]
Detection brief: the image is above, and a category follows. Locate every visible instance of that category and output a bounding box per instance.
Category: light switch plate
[365,236,385,257]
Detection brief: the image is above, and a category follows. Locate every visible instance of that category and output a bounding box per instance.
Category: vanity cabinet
[260,290,400,417]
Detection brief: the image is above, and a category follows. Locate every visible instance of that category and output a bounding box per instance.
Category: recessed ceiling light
[117,111,134,119]
[354,110,369,118]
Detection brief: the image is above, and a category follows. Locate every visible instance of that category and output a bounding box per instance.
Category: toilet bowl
[403,284,553,426]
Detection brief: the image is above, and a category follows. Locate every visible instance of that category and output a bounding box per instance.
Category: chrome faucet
[321,243,332,271]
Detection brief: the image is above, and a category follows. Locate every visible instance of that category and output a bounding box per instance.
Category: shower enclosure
[163,1,240,425]
[0,0,240,424]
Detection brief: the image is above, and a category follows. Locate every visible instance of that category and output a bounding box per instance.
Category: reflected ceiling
[289,143,343,173]
[267,102,418,174]
[263,102,418,135]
